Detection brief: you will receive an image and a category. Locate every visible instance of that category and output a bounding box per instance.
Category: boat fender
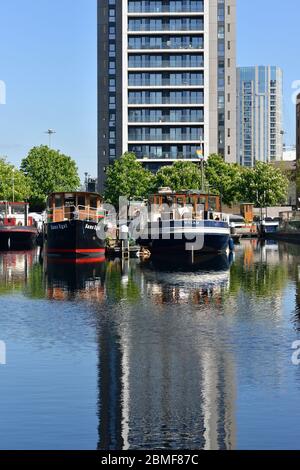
[136,248,151,259]
[228,238,235,252]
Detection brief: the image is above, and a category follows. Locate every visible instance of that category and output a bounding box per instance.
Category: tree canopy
[21,146,80,207]
[104,153,289,208]
[0,157,31,201]
[240,162,289,207]
[205,154,243,206]
[1,147,289,211]
[154,161,204,192]
[104,152,155,207]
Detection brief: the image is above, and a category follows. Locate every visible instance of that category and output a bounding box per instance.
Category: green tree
[240,162,289,207]
[21,146,80,208]
[0,157,31,201]
[104,152,155,207]
[205,154,243,206]
[154,161,203,191]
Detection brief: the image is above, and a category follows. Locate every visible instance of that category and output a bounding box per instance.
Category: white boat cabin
[0,202,33,227]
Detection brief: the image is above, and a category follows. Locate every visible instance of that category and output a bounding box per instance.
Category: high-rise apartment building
[98,0,237,191]
[237,66,283,167]
[296,93,300,208]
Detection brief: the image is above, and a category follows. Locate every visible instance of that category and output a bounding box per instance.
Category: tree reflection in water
[0,241,300,449]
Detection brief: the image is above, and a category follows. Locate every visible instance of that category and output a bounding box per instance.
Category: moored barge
[0,202,38,250]
[46,192,105,261]
[136,190,231,254]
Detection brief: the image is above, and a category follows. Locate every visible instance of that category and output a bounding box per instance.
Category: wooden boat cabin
[47,192,104,224]
[148,190,223,221]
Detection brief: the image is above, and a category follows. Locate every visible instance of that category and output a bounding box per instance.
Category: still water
[0,240,300,450]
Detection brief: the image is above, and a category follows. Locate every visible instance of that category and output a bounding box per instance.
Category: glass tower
[237,66,283,167]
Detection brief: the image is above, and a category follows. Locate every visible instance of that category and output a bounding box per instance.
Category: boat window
[55,195,63,208]
[77,196,86,208]
[197,196,207,207]
[162,195,173,205]
[0,203,8,215]
[65,196,76,208]
[176,196,185,206]
[11,204,25,214]
[90,195,98,209]
[208,196,217,211]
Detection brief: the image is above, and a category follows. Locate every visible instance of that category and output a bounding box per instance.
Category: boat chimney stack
[25,203,29,226]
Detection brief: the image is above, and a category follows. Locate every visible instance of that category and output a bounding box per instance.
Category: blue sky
[0,0,299,179]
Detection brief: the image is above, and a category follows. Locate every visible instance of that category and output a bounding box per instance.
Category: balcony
[128,77,204,88]
[128,26,204,34]
[128,61,204,69]
[128,97,204,106]
[136,154,201,161]
[128,44,204,51]
[128,116,204,124]
[128,2,204,15]
[128,135,203,143]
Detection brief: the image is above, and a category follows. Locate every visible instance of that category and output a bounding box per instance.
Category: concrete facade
[98,0,237,192]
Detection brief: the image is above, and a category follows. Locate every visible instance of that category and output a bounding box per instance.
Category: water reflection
[45,259,106,302]
[97,321,236,450]
[0,241,300,449]
[0,250,41,297]
[141,253,231,306]
[97,255,236,450]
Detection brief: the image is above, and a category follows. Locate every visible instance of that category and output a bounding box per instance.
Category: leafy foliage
[0,157,31,201]
[154,161,204,191]
[104,152,155,207]
[205,154,243,206]
[21,146,80,207]
[240,162,289,207]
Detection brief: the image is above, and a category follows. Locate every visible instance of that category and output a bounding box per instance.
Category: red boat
[0,202,38,250]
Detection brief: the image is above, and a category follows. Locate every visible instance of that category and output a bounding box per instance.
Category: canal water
[0,240,300,450]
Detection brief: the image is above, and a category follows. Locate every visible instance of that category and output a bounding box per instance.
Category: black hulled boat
[46,192,106,262]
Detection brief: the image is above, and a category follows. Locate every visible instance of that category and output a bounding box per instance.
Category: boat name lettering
[51,224,68,230]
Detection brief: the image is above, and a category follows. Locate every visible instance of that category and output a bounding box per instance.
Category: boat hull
[137,220,230,254]
[258,223,280,238]
[46,219,105,260]
[0,226,38,250]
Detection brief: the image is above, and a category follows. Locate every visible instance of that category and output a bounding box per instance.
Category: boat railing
[47,205,105,223]
[150,209,230,223]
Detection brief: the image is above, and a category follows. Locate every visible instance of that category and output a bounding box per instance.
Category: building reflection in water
[96,254,236,450]
[1,242,300,449]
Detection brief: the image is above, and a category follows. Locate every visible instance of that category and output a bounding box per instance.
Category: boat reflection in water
[140,253,232,305]
[97,253,236,450]
[45,258,107,302]
[0,250,40,295]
